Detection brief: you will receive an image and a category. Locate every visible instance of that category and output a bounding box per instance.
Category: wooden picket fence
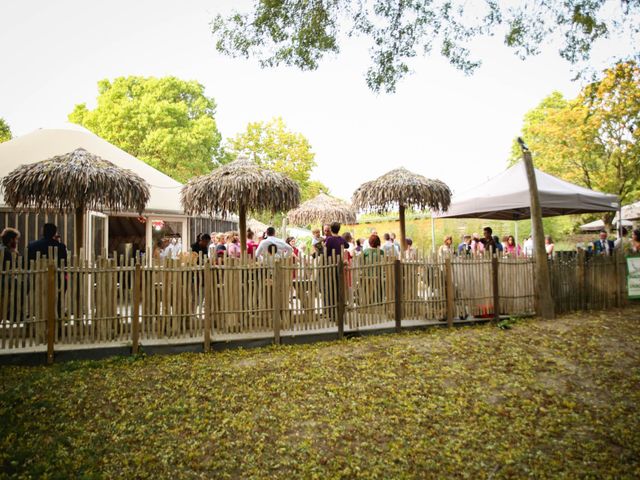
[0,250,629,362]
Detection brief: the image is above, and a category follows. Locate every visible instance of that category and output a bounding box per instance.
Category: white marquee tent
[0,123,236,256]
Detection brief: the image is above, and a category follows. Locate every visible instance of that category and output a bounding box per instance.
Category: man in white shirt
[254,227,294,258]
[523,236,534,257]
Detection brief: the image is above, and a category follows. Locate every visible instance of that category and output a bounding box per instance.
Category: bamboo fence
[0,250,630,361]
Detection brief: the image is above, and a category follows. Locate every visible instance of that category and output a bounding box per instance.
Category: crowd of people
[441,227,640,258]
[2,223,639,268]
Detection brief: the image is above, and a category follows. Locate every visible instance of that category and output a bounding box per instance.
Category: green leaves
[212,1,640,93]
[2,305,640,478]
[68,76,225,183]
[0,117,11,143]
[226,116,327,201]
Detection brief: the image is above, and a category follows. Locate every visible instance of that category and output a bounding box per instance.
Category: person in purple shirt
[324,222,349,258]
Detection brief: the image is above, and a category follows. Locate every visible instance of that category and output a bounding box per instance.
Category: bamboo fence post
[445,256,454,327]
[272,260,282,345]
[336,257,345,339]
[132,263,141,354]
[577,250,586,310]
[394,259,402,333]
[204,263,212,353]
[46,263,56,364]
[614,250,622,308]
[492,255,500,322]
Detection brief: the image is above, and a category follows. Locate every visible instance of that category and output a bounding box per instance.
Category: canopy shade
[287,193,357,226]
[352,167,451,252]
[2,147,150,214]
[437,161,619,220]
[181,155,300,253]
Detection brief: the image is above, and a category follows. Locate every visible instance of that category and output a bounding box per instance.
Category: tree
[226,117,328,200]
[211,1,640,93]
[511,61,640,228]
[0,118,11,143]
[69,76,224,183]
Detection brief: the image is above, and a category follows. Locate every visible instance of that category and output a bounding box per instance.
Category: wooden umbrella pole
[75,206,84,259]
[239,203,247,254]
[399,204,407,255]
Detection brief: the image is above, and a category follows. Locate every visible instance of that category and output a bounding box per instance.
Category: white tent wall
[0,124,237,258]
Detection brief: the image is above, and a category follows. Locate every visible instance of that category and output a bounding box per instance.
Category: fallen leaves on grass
[1,306,640,479]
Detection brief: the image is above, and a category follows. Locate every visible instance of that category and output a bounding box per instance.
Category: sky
[0,0,626,202]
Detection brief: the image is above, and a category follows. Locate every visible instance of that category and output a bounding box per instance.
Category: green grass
[2,306,640,479]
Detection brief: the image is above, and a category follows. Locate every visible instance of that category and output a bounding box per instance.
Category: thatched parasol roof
[180,155,300,217]
[1,147,150,213]
[247,218,269,233]
[287,193,357,226]
[351,167,452,213]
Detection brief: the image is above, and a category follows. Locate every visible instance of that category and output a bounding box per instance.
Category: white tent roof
[579,218,633,232]
[438,161,619,220]
[0,123,185,215]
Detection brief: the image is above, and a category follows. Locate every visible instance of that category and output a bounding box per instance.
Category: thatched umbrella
[181,155,300,254]
[287,193,357,226]
[1,147,150,256]
[352,167,452,251]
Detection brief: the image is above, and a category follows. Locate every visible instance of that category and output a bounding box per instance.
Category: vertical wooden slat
[46,263,56,364]
[445,256,454,327]
[336,257,345,339]
[492,254,500,322]
[132,263,141,354]
[204,263,212,352]
[394,259,402,332]
[272,260,281,344]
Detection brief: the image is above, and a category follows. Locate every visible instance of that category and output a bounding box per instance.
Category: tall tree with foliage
[0,117,11,143]
[212,1,640,93]
[511,61,640,228]
[226,117,327,201]
[69,77,224,183]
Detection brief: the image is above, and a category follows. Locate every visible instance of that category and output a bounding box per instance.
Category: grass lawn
[2,306,640,479]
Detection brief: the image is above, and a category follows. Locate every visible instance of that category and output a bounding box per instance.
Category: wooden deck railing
[0,251,629,361]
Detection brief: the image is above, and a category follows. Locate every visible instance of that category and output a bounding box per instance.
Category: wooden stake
[272,260,282,345]
[445,256,454,327]
[46,263,56,364]
[239,204,247,255]
[204,263,212,352]
[132,263,141,354]
[394,259,402,332]
[522,148,555,319]
[336,257,345,339]
[492,255,500,322]
[399,204,407,255]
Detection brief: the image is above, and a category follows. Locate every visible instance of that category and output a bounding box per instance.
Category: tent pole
[522,147,555,319]
[514,221,519,248]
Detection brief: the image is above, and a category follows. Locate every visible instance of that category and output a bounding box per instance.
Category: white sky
[0,0,626,201]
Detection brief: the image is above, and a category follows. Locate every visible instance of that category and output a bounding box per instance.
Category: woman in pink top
[504,235,521,257]
[226,231,241,258]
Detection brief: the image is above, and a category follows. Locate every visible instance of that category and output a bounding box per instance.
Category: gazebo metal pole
[239,203,247,255]
[399,204,407,254]
[515,221,519,249]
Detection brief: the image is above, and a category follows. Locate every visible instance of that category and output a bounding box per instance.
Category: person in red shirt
[246,228,259,258]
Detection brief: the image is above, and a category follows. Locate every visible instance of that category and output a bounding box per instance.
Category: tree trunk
[523,151,555,320]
